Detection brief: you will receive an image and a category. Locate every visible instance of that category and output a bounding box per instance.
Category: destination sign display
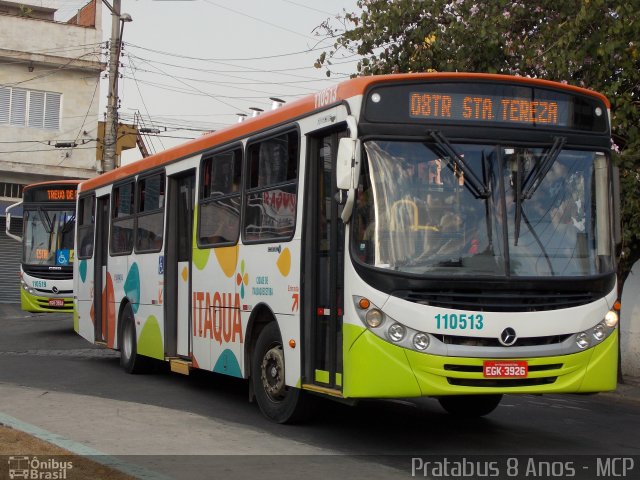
[409,93,562,126]
[24,186,77,203]
[364,82,608,132]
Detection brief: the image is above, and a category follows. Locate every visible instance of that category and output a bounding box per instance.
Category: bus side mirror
[613,165,621,247]
[336,137,362,223]
[5,201,23,242]
[336,137,355,190]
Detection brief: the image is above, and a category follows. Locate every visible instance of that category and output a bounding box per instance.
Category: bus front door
[303,129,346,392]
[165,170,195,358]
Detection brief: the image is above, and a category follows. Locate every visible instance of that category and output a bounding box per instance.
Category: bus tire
[251,321,307,424]
[438,394,502,417]
[119,304,149,374]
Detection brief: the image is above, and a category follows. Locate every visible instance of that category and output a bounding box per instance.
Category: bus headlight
[593,323,606,341]
[604,310,618,328]
[21,281,33,295]
[365,309,384,328]
[388,323,406,342]
[576,332,590,349]
[413,333,430,350]
[352,297,433,353]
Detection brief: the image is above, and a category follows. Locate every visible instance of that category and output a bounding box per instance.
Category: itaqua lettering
[193,290,243,344]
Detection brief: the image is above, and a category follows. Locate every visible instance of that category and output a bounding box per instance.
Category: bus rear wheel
[119,304,149,374]
[438,394,502,417]
[251,322,307,423]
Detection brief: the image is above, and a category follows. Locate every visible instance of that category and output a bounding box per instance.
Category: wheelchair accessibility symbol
[56,249,70,266]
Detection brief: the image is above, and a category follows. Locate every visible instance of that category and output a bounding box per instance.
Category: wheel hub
[261,345,285,401]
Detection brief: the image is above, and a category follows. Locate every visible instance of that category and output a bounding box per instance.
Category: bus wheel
[251,322,306,423]
[120,304,148,374]
[438,394,502,417]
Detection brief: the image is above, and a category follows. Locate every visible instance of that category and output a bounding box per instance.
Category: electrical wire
[125,56,245,113]
[123,59,348,87]
[124,50,353,80]
[127,57,164,152]
[0,52,103,88]
[72,77,101,147]
[124,41,331,62]
[280,0,337,16]
[201,0,317,41]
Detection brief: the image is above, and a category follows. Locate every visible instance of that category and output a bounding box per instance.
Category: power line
[125,48,336,83]
[0,52,103,88]
[128,56,245,112]
[0,145,95,154]
[201,0,317,41]
[124,58,341,91]
[123,48,356,75]
[72,77,101,147]
[127,57,164,152]
[124,41,331,62]
[120,75,304,101]
[280,0,337,16]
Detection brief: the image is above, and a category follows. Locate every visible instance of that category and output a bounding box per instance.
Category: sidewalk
[0,383,406,480]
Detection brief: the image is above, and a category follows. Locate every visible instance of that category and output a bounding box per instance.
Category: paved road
[1,304,639,479]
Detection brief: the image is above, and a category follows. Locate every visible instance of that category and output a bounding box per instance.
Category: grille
[23,266,72,280]
[396,289,597,312]
[34,288,73,295]
[447,377,557,387]
[444,364,563,373]
[433,334,571,347]
[35,298,74,311]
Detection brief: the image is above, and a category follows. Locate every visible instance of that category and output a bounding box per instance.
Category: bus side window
[243,130,298,242]
[135,172,165,253]
[77,195,95,259]
[110,182,135,255]
[198,149,242,247]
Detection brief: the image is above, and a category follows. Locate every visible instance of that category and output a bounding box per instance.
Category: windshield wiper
[513,137,566,246]
[521,136,566,200]
[429,131,490,198]
[37,209,53,234]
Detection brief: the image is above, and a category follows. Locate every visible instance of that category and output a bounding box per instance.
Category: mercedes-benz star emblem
[499,328,517,346]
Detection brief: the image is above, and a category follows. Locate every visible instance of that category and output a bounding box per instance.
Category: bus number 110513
[435,313,484,330]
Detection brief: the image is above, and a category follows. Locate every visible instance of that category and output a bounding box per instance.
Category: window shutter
[10,89,27,127]
[28,91,45,128]
[44,92,61,130]
[0,87,9,125]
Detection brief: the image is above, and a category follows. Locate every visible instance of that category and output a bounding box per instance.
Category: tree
[316,0,640,279]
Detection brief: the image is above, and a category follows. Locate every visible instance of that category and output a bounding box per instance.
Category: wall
[0,2,103,184]
[621,261,640,378]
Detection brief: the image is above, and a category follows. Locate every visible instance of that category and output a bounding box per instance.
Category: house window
[0,86,61,130]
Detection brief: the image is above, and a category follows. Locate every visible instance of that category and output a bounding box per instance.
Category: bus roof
[80,72,610,193]
[24,179,82,191]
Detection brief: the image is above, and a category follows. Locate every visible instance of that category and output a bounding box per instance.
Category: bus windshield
[352,139,614,277]
[23,208,76,266]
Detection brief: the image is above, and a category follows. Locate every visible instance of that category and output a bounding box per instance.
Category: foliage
[316,0,640,280]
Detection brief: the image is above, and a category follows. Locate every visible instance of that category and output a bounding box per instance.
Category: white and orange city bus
[74,73,621,422]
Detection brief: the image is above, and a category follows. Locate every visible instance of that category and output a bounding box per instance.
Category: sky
[46,0,363,164]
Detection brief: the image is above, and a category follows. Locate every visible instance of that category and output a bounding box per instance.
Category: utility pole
[102,0,131,173]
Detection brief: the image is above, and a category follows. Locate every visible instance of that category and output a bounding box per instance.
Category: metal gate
[0,216,22,304]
